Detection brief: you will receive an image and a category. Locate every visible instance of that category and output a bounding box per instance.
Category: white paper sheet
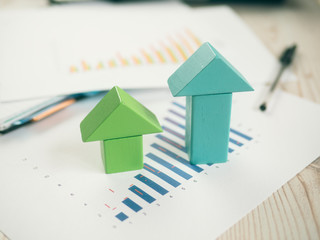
[0,86,319,240]
[0,4,278,101]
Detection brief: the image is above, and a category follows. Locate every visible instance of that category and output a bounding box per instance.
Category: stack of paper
[0,86,320,239]
[0,2,278,102]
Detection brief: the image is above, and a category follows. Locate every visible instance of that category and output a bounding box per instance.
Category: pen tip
[259,103,267,111]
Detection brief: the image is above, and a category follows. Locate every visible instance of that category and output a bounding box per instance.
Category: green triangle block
[168,42,253,96]
[80,86,162,142]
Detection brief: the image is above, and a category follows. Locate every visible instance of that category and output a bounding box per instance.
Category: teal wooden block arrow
[80,86,162,173]
[168,42,253,164]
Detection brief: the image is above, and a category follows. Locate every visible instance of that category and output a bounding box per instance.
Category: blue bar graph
[228,148,234,153]
[172,101,186,110]
[230,128,252,141]
[122,197,142,212]
[146,153,192,180]
[129,185,156,204]
[144,163,181,187]
[135,174,168,195]
[162,126,185,140]
[115,212,128,221]
[151,143,203,173]
[156,134,186,153]
[165,117,185,130]
[229,137,243,146]
[168,109,185,119]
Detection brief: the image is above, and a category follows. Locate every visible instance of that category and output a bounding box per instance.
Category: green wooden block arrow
[168,42,253,165]
[80,86,162,173]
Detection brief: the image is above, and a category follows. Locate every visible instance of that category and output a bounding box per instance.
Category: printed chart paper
[0,87,320,240]
[0,4,278,101]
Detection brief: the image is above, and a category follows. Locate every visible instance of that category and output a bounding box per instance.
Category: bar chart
[112,100,253,222]
[68,29,203,74]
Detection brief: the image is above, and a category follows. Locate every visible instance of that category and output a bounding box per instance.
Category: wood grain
[218,157,320,240]
[0,232,9,240]
[217,0,320,239]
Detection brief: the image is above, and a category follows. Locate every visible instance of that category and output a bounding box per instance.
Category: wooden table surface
[1,0,319,239]
[218,0,320,238]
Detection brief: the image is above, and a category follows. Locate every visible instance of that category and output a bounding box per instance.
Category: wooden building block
[80,86,162,173]
[80,86,162,142]
[186,94,232,164]
[168,42,253,165]
[168,42,253,97]
[101,136,143,174]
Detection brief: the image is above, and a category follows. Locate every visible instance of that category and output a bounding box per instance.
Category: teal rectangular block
[187,93,232,164]
[101,135,143,173]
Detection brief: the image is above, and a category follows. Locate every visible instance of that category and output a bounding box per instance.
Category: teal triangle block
[168,42,253,96]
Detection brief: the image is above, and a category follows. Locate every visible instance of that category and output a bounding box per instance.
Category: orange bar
[135,189,143,195]
[70,66,78,73]
[144,165,155,172]
[141,49,154,64]
[117,54,129,66]
[159,147,167,152]
[163,45,178,63]
[96,62,104,70]
[178,34,194,54]
[170,38,188,61]
[152,47,166,63]
[108,59,117,68]
[32,99,75,122]
[81,61,90,71]
[185,29,202,47]
[132,55,142,65]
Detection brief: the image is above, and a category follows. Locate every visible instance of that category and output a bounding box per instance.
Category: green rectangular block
[101,135,143,174]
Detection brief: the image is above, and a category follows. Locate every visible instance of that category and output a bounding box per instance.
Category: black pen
[259,44,297,111]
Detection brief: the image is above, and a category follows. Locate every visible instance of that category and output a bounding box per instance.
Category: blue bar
[168,109,185,119]
[135,174,168,195]
[151,143,203,173]
[146,153,192,180]
[129,185,156,204]
[164,117,185,130]
[229,137,243,146]
[228,148,234,153]
[172,101,186,110]
[115,212,128,221]
[230,128,252,141]
[162,126,185,140]
[144,163,180,187]
[122,198,142,212]
[156,134,186,153]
